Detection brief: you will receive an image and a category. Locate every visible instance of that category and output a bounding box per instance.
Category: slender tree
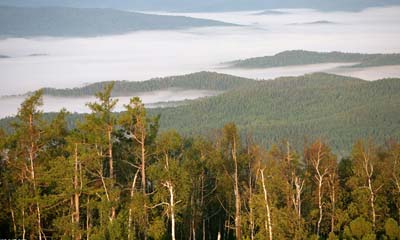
[85,83,118,223]
[222,123,242,240]
[305,140,335,237]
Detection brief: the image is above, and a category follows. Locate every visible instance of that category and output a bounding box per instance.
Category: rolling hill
[0,6,235,37]
[226,50,400,69]
[150,72,400,154]
[1,72,399,154]
[35,71,256,97]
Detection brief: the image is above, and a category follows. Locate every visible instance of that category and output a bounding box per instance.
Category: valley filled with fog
[0,89,220,119]
[0,6,400,117]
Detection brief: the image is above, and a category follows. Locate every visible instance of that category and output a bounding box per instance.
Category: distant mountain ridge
[1,72,399,154]
[226,50,400,69]
[1,0,400,11]
[0,6,235,37]
[33,72,256,97]
[152,72,400,153]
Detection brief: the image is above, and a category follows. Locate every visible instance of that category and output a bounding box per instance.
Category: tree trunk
[368,177,376,229]
[128,170,139,240]
[191,191,196,240]
[202,219,206,240]
[166,181,176,240]
[108,126,113,179]
[29,114,43,240]
[86,197,91,240]
[22,208,26,240]
[141,132,146,193]
[9,195,17,238]
[232,137,241,240]
[329,172,336,234]
[363,152,376,229]
[260,169,273,240]
[293,176,304,220]
[311,143,328,238]
[130,126,148,239]
[73,143,81,240]
[249,160,255,240]
[317,177,323,237]
[107,126,116,222]
[201,172,206,240]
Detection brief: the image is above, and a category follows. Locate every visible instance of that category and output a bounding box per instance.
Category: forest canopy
[0,85,399,240]
[226,50,400,69]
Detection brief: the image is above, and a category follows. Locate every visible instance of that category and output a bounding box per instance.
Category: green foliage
[2,72,399,156]
[227,50,400,69]
[153,72,400,154]
[345,217,374,239]
[39,71,254,97]
[148,217,166,239]
[1,82,400,239]
[0,6,233,37]
[385,218,400,240]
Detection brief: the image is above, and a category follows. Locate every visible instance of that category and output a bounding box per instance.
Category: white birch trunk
[260,169,273,240]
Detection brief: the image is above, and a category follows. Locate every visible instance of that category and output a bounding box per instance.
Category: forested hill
[1,72,399,154]
[152,73,400,154]
[38,71,256,97]
[2,74,400,240]
[226,50,400,68]
[0,6,235,37]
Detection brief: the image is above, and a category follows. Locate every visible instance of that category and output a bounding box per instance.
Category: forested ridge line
[0,6,235,38]
[0,84,400,240]
[1,72,399,155]
[226,50,400,69]
[154,73,400,154]
[28,71,255,97]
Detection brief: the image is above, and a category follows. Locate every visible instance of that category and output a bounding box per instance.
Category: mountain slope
[151,73,400,153]
[226,50,400,69]
[0,6,235,37]
[1,72,398,154]
[37,72,256,97]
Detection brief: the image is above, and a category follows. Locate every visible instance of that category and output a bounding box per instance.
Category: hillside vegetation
[227,50,400,69]
[152,73,400,154]
[38,71,256,96]
[1,87,400,239]
[0,6,234,37]
[1,72,399,154]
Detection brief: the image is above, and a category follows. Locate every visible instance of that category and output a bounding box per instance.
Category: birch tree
[149,131,190,240]
[351,140,385,230]
[305,140,335,237]
[221,123,243,240]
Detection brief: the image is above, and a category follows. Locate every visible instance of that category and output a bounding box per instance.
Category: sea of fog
[0,6,400,117]
[0,89,220,119]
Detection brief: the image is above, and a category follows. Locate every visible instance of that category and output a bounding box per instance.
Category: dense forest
[226,50,400,69]
[37,72,254,97]
[0,84,400,240]
[0,6,233,37]
[153,73,400,154]
[2,72,399,155]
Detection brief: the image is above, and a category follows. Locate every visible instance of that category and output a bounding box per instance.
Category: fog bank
[0,89,220,119]
[1,6,400,96]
